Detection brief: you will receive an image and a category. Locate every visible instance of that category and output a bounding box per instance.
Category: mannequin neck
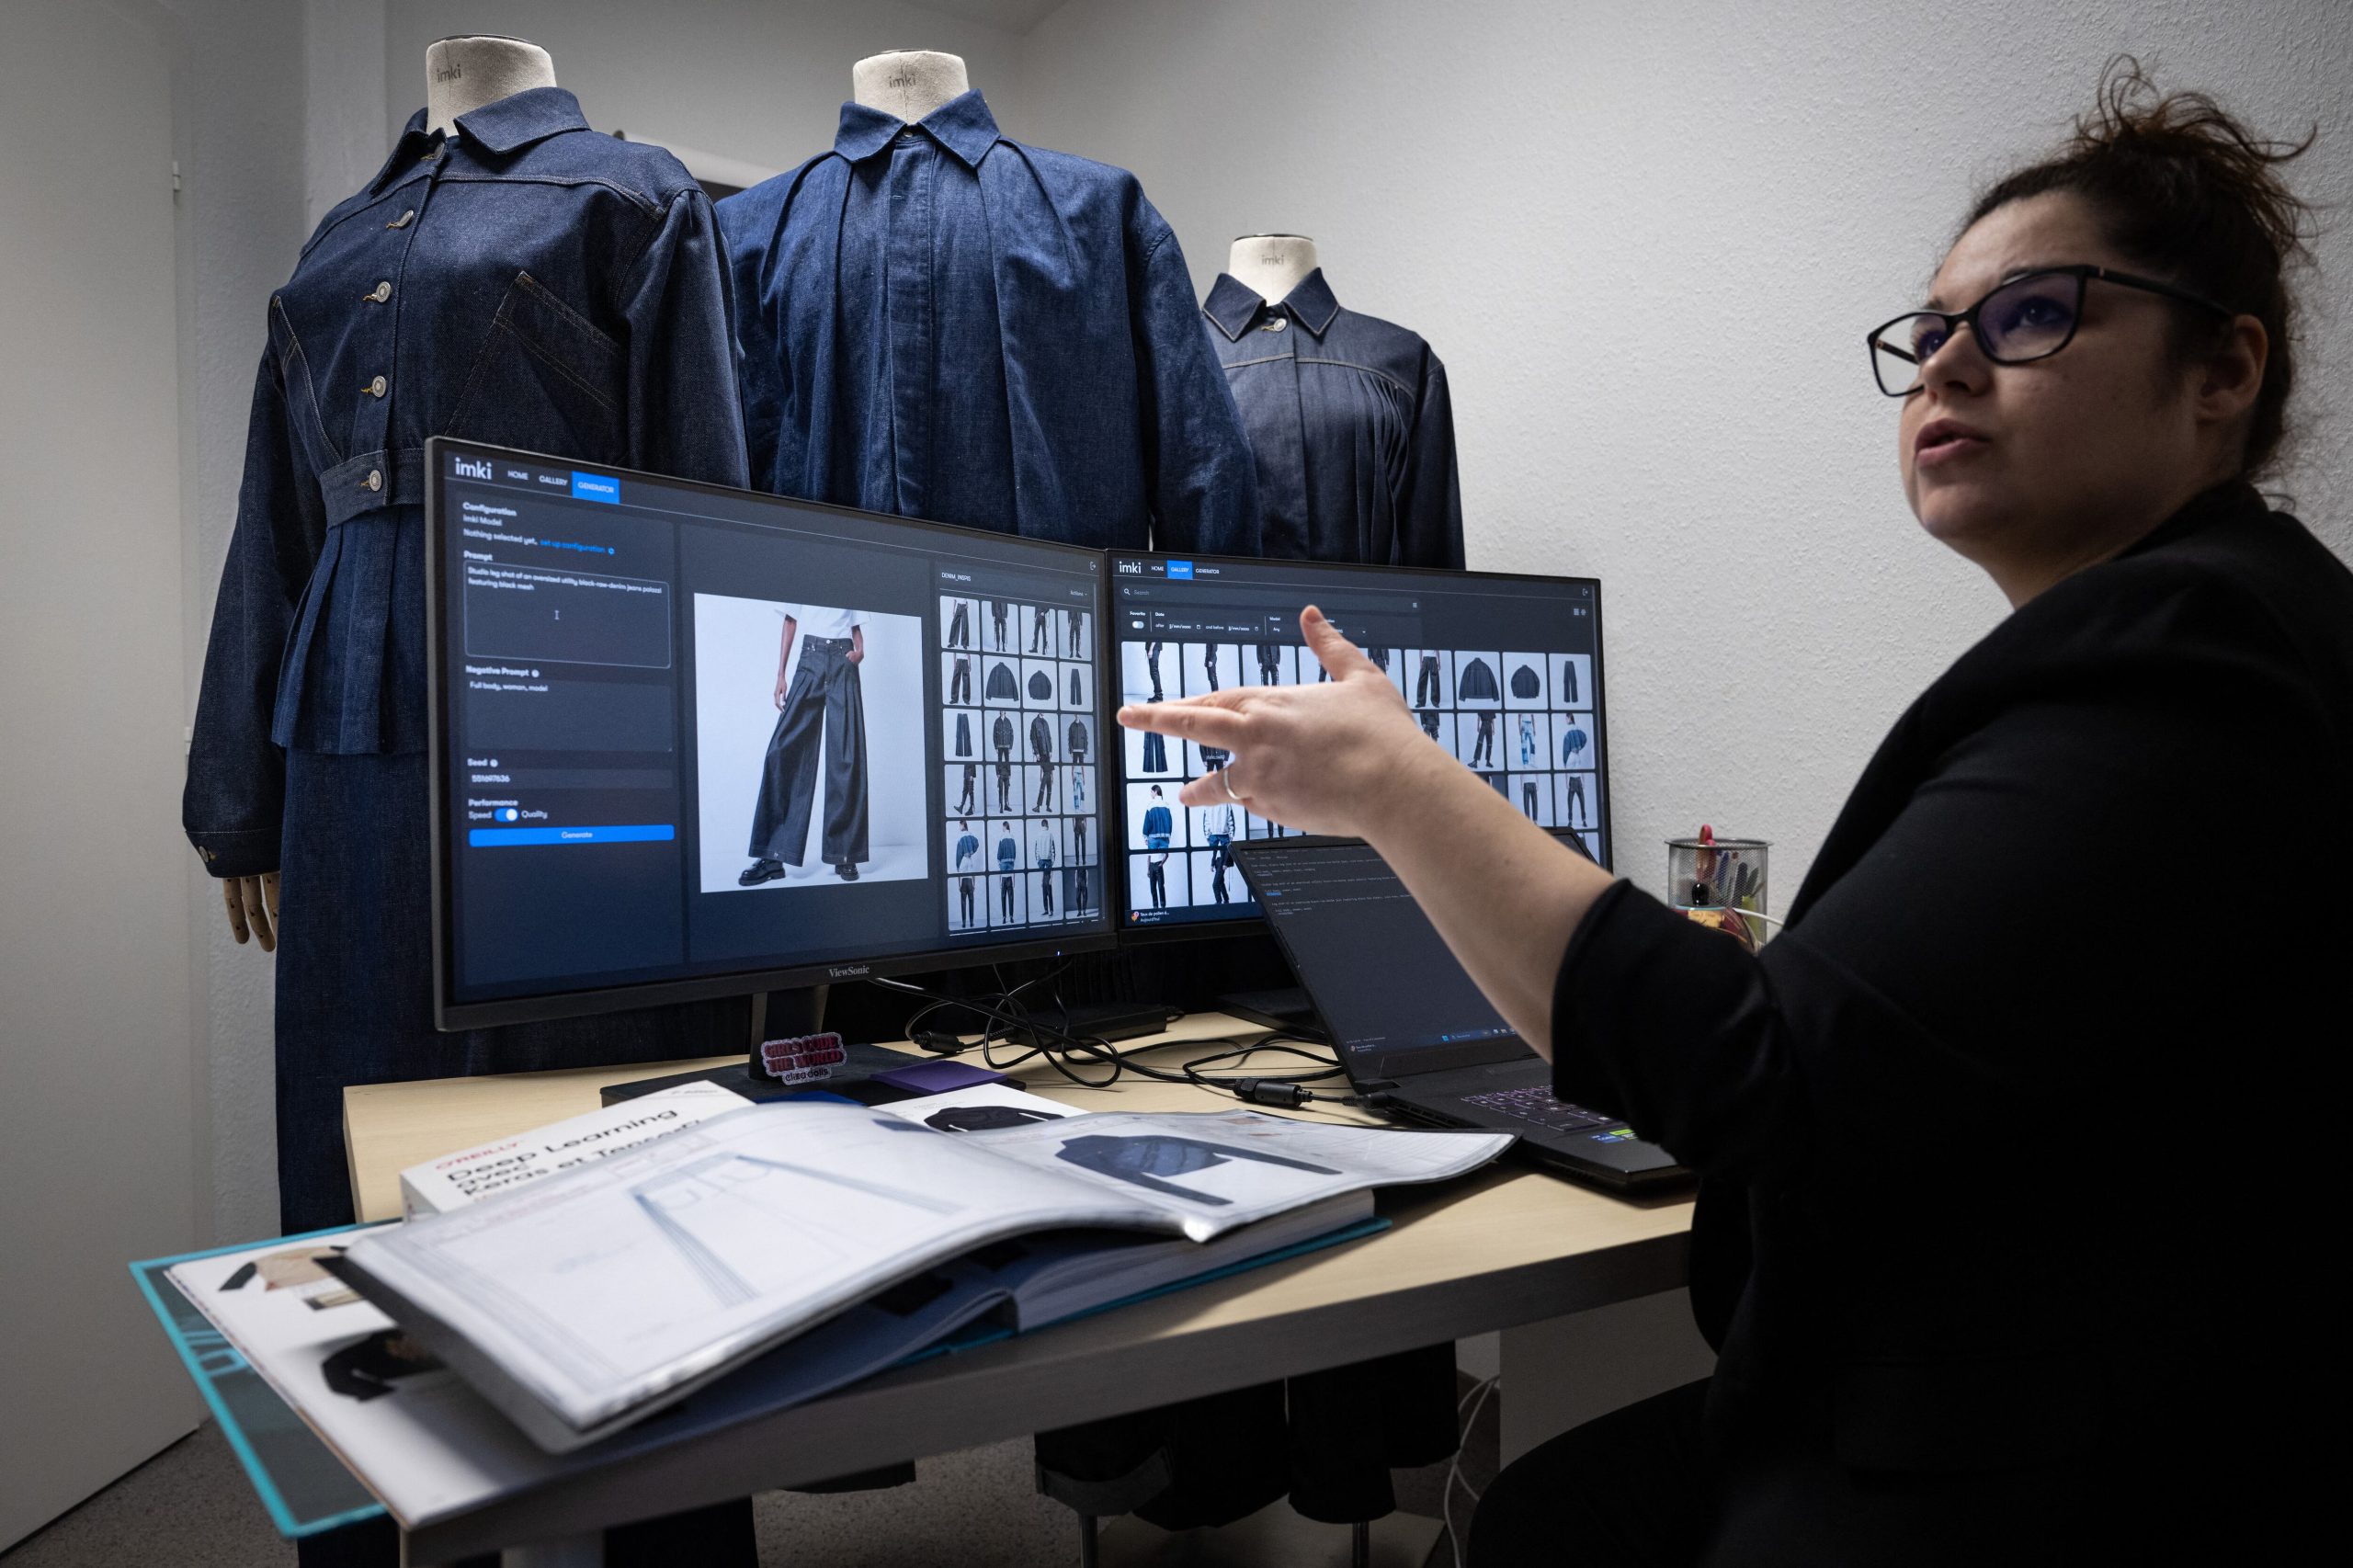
[852,50,971,123]
[1228,235,1319,304]
[426,36,557,134]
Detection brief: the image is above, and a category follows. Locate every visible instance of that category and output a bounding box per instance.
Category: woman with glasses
[1119,64,2343,1563]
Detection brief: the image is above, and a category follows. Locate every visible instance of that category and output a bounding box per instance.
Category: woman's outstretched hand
[1115,606,1434,838]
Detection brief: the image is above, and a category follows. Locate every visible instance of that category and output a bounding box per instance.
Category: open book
[337,1094,1510,1453]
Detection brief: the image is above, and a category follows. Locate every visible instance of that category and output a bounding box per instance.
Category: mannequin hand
[1116,607,1428,839]
[221,871,281,952]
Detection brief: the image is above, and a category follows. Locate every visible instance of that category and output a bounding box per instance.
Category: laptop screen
[1237,835,1592,1083]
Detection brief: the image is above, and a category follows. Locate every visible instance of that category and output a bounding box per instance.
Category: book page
[948,1108,1513,1241]
[343,1100,1166,1437]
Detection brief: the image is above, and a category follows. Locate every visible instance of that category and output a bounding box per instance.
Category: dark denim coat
[1204,270,1462,566]
[718,92,1258,552]
[180,89,748,1233]
[184,89,745,875]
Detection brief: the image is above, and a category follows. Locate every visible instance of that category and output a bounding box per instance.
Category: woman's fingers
[1116,699,1250,750]
[1176,774,1233,809]
[1302,606,1375,680]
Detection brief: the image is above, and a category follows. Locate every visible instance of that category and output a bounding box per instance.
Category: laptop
[1233,832,1688,1193]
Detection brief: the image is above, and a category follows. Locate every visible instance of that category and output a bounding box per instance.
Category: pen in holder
[1667,826,1772,951]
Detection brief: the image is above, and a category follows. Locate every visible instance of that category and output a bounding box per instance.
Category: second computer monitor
[1107,553,1608,935]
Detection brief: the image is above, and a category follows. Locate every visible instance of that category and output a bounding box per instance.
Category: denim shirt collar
[834,89,1003,170]
[369,87,592,192]
[1203,267,1343,341]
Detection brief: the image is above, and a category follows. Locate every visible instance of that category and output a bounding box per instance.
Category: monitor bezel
[1103,550,1612,943]
[426,436,1120,1031]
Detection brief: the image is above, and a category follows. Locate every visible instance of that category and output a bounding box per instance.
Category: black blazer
[1553,481,2348,1473]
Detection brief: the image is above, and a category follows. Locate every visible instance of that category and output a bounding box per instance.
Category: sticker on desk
[759,1031,847,1083]
[1588,1127,1638,1142]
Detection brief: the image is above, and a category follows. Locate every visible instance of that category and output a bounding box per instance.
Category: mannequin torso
[1228,234,1319,304]
[852,50,970,121]
[426,35,557,133]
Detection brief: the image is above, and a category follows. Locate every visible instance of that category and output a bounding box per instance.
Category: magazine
[332,1096,1511,1451]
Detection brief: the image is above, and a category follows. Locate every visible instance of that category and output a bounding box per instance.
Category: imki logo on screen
[452,454,493,480]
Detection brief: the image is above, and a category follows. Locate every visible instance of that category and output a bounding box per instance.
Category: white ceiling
[904,0,1069,35]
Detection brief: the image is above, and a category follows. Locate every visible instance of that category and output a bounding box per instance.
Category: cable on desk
[864,973,1357,1107]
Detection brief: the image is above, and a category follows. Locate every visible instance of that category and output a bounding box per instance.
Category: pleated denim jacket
[718,91,1258,554]
[184,89,746,876]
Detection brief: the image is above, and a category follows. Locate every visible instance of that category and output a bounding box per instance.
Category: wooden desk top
[344,1015,1694,1556]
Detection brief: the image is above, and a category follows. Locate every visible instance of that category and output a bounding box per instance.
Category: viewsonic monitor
[1106,552,1608,937]
[427,438,1114,1028]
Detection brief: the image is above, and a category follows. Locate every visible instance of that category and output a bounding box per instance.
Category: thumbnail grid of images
[1119,642,1602,915]
[938,596,1099,933]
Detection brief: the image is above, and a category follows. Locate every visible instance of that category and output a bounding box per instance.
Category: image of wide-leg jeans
[949,656,972,705]
[745,635,869,869]
[948,601,970,648]
[1415,654,1440,707]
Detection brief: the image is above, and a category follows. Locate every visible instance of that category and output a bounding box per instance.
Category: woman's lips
[1915,420,1991,469]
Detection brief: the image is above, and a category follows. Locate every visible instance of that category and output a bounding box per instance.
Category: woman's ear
[2198,313,2268,428]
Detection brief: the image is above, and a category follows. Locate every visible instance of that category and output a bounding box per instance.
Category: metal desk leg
[1078,1512,1100,1568]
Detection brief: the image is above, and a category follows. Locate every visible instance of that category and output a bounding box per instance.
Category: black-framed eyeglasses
[1866,264,2234,397]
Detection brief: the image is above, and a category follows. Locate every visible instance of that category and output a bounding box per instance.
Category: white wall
[1019,0,2353,899]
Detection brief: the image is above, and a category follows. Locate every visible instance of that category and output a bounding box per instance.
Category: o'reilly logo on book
[828,963,871,979]
[453,455,493,480]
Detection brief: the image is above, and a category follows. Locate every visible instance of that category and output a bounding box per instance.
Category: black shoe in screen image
[835,861,860,881]
[739,858,785,887]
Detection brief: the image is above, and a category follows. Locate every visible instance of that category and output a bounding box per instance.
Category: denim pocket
[444,270,624,456]
[272,298,345,466]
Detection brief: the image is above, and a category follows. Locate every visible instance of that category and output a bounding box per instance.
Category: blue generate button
[1165,560,1194,580]
[469,824,674,847]
[570,471,620,504]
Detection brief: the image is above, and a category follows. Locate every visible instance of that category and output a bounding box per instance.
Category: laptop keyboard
[1460,1085,1618,1131]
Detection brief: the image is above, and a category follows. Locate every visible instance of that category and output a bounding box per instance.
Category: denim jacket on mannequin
[183,89,745,875]
[1202,269,1461,567]
[719,92,1258,554]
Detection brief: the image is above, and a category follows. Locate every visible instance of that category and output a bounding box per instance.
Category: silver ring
[1221,767,1241,801]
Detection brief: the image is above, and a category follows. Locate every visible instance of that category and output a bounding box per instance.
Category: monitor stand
[601,984,904,1106]
[1215,985,1319,1036]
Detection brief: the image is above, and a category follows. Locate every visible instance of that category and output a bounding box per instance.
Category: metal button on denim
[363,468,382,491]
[367,280,392,302]
[1265,316,1287,332]
[366,375,386,397]
[720,90,1256,553]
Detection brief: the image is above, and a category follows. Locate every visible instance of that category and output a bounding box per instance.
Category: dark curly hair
[1965,58,2319,480]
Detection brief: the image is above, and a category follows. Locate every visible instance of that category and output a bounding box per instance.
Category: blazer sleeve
[1550,568,2329,1180]
[182,343,323,879]
[618,187,749,488]
[1128,213,1260,555]
[1395,347,1465,568]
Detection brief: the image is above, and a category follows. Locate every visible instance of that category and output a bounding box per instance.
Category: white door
[0,0,202,1547]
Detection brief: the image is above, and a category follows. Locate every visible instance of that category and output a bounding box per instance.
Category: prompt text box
[464,562,672,668]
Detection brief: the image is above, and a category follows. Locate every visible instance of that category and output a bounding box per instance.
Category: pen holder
[1666,835,1770,950]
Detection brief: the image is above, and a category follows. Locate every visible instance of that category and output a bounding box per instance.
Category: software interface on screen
[1107,555,1607,931]
[432,441,1111,1017]
[1241,838,1523,1061]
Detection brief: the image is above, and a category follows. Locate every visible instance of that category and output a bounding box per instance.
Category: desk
[344,1014,1698,1564]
